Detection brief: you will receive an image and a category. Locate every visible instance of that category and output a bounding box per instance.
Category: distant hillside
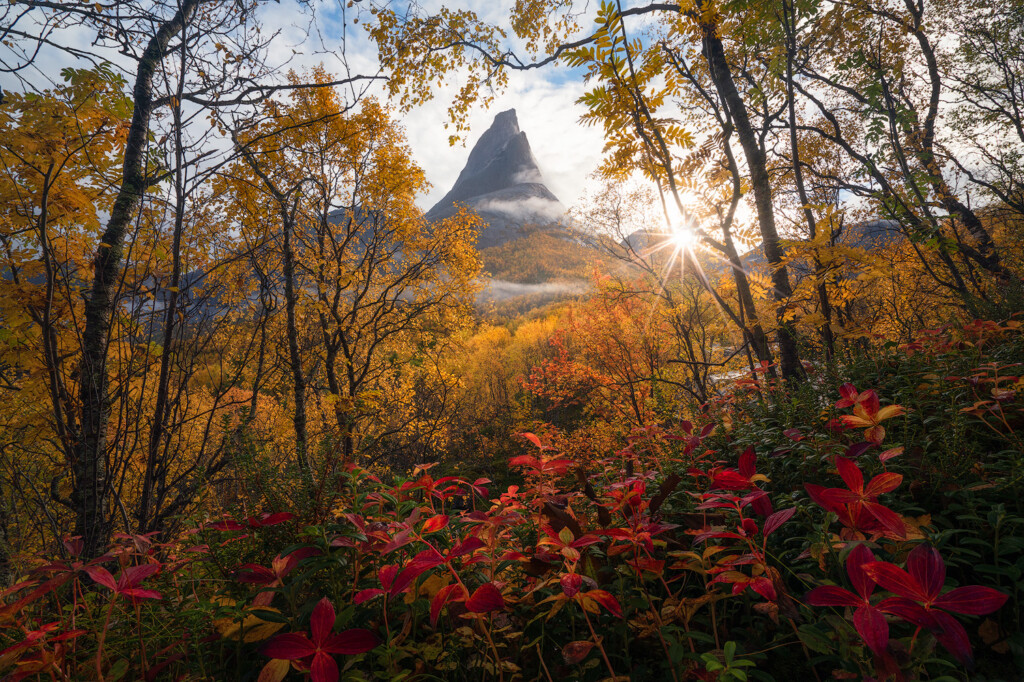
[480,229,599,284]
[474,228,601,317]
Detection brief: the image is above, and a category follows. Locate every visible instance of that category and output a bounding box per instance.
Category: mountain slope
[426,109,566,249]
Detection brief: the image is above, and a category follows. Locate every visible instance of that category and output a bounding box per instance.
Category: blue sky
[282,0,608,210]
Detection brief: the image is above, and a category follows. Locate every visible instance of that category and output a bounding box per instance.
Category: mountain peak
[426,108,565,248]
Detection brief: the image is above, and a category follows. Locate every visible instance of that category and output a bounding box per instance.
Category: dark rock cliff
[426,109,565,248]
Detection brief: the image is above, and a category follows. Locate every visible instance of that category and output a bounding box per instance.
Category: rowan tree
[217,71,482,472]
[0,0,379,557]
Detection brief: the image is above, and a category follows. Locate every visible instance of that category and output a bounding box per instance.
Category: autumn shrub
[1,320,1021,681]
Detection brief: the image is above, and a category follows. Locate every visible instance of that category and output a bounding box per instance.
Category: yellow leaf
[213,604,285,642]
[258,659,291,682]
[900,514,932,541]
[403,571,447,604]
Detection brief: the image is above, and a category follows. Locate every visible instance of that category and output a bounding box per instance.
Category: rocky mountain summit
[426,109,566,249]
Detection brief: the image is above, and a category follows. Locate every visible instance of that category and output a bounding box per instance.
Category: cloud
[512,168,544,184]
[474,196,565,223]
[480,278,588,302]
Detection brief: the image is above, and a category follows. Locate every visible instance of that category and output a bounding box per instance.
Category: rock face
[426,109,565,248]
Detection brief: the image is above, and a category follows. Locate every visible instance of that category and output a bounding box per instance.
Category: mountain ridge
[426,109,567,249]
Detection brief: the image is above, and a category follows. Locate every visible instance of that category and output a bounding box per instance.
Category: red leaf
[712,470,753,491]
[543,458,575,474]
[120,588,161,600]
[763,508,795,537]
[250,512,295,528]
[864,563,926,602]
[750,577,777,601]
[465,582,504,613]
[119,564,159,589]
[878,596,934,627]
[390,561,432,596]
[864,425,886,445]
[929,610,974,666]
[560,573,582,597]
[278,548,322,576]
[846,442,873,458]
[584,589,622,618]
[562,640,596,664]
[310,651,338,682]
[508,455,540,469]
[377,565,399,591]
[210,520,245,531]
[320,629,379,655]
[853,605,889,656]
[863,502,907,539]
[62,537,83,557]
[878,447,903,462]
[837,383,859,407]
[83,566,117,591]
[835,457,864,494]
[380,529,412,554]
[430,583,465,626]
[342,513,365,531]
[354,589,384,605]
[49,629,87,643]
[804,483,836,511]
[235,564,276,585]
[262,633,316,660]
[422,514,449,533]
[805,585,861,607]
[310,598,335,646]
[518,432,544,449]
[933,586,1008,615]
[905,544,944,600]
[738,447,756,477]
[864,472,902,497]
[846,544,877,600]
[448,536,484,559]
[861,390,880,416]
[407,548,445,572]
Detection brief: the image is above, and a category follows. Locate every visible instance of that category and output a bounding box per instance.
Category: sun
[669,224,697,251]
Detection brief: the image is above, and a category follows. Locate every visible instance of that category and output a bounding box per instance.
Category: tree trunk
[282,212,309,469]
[698,15,803,381]
[74,0,201,558]
[138,41,189,532]
[782,0,834,360]
[900,0,1014,283]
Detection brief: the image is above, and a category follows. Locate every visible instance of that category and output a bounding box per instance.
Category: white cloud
[475,195,565,223]
[480,278,588,302]
[512,168,544,184]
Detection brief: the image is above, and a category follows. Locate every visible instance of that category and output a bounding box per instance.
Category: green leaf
[108,659,130,681]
